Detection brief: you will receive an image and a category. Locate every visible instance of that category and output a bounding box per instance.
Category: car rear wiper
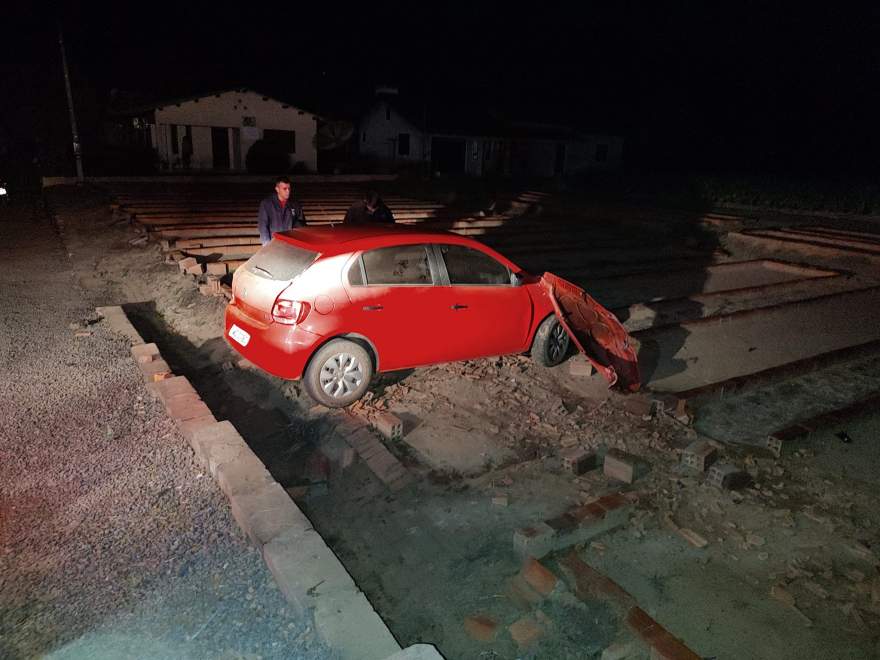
[254,265,273,277]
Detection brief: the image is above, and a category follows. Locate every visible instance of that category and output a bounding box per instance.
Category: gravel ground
[0,199,332,659]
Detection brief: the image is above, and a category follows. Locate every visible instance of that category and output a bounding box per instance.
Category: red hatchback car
[225,225,574,407]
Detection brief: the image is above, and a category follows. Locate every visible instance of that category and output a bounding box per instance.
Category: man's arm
[257,199,272,244]
[379,203,394,223]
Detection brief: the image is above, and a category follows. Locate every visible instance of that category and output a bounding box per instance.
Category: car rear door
[343,243,449,371]
[433,243,533,361]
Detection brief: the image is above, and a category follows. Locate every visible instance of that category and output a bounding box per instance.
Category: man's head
[275,175,291,203]
[364,190,380,213]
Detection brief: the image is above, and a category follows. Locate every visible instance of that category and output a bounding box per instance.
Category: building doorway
[212,127,230,169]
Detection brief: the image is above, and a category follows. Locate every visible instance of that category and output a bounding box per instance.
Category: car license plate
[229,324,251,347]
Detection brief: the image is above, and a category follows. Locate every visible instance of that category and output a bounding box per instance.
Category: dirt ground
[31,185,880,659]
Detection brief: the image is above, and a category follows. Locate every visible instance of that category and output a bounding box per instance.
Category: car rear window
[245,240,318,281]
[361,245,432,285]
[439,244,510,285]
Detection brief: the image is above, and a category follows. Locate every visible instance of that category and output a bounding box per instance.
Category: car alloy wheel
[319,352,365,399]
[547,321,569,363]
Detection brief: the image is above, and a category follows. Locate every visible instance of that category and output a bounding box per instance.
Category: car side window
[439,244,510,285]
[361,244,433,286]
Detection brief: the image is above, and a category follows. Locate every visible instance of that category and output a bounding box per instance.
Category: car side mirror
[510,271,524,286]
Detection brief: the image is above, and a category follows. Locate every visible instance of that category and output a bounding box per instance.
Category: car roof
[274,225,521,269]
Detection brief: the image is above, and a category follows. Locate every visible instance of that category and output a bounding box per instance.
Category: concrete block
[206,261,228,276]
[513,522,556,559]
[706,462,750,490]
[681,440,717,472]
[604,449,648,484]
[262,526,358,617]
[601,639,647,660]
[198,283,212,295]
[189,420,249,475]
[177,257,197,273]
[216,449,274,498]
[313,587,402,660]
[621,395,655,417]
[228,481,310,546]
[561,446,598,475]
[131,342,159,364]
[372,412,403,440]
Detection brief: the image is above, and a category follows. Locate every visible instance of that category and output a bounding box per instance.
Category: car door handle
[451,304,468,310]
[362,305,384,311]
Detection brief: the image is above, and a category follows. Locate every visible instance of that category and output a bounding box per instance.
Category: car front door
[433,243,533,361]
[343,243,449,371]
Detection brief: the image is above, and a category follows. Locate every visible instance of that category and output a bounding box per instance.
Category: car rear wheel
[303,339,373,407]
[531,315,571,367]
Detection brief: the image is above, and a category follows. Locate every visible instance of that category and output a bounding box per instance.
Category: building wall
[358,101,426,163]
[153,90,318,171]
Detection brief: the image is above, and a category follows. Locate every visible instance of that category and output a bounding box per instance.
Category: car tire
[531,315,571,367]
[303,339,374,407]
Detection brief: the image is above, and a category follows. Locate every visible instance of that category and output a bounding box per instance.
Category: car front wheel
[303,339,374,407]
[531,315,571,367]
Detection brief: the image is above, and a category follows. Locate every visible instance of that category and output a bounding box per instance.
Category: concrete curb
[98,305,443,660]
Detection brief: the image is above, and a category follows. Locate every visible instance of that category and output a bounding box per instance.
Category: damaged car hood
[540,272,641,392]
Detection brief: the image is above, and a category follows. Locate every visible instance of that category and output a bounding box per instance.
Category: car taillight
[272,298,310,325]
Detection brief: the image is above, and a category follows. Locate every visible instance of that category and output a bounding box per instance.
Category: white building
[356,90,623,176]
[130,89,320,172]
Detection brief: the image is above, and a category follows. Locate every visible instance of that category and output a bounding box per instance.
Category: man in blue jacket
[258,176,307,245]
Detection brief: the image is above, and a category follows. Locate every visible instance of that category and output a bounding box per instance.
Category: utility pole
[58,21,84,181]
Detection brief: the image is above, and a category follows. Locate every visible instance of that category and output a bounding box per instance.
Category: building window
[264,129,296,153]
[398,133,410,156]
[595,143,609,162]
[385,106,391,121]
[170,124,179,154]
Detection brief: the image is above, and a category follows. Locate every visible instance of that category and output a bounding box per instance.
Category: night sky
[2,2,878,176]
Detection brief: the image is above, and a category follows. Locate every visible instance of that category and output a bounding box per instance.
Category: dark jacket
[343,200,394,225]
[258,195,306,244]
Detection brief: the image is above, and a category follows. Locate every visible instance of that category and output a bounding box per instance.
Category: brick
[505,574,543,610]
[372,411,403,440]
[648,628,701,660]
[165,393,213,422]
[560,553,636,610]
[206,261,228,275]
[706,462,750,490]
[597,492,630,512]
[339,447,356,469]
[148,375,196,404]
[177,257,197,273]
[186,263,205,276]
[681,440,717,472]
[604,449,648,484]
[139,358,172,381]
[463,614,498,642]
[198,283,212,295]
[508,616,544,648]
[228,481,308,546]
[131,342,159,364]
[521,558,559,596]
[492,495,509,507]
[513,522,556,559]
[561,446,598,475]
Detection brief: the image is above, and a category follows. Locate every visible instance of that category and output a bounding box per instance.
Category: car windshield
[245,240,318,281]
